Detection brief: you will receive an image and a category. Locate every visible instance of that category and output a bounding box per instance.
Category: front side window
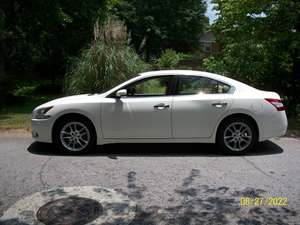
[177,76,231,95]
[125,76,172,97]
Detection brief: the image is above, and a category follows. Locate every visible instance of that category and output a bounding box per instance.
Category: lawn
[0,95,60,130]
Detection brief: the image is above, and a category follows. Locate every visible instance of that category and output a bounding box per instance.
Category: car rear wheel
[53,117,96,153]
[217,117,257,154]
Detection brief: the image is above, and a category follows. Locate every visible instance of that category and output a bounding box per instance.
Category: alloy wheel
[223,122,252,152]
[59,121,91,152]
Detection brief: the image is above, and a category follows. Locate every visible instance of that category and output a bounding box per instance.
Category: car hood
[34,94,105,110]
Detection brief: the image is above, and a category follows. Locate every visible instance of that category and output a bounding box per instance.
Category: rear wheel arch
[216,113,259,142]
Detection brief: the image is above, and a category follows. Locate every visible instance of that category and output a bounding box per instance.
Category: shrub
[13,85,36,97]
[12,80,62,97]
[65,18,149,94]
[156,49,185,69]
[202,56,227,75]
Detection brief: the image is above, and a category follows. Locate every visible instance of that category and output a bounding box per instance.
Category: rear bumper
[259,111,288,141]
[31,118,53,143]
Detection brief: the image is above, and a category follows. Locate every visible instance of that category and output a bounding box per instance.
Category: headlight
[32,106,53,119]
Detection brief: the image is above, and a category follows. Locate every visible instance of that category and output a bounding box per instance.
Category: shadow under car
[27,140,283,158]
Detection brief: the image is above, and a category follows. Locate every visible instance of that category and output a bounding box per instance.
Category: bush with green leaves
[156,49,185,69]
[13,85,36,97]
[65,19,149,94]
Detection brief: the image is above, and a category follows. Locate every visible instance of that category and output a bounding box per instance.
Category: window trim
[174,75,233,96]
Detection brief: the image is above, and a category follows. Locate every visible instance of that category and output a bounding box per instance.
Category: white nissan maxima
[32,70,287,154]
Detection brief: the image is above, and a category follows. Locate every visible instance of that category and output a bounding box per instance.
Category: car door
[101,76,173,139]
[172,75,233,138]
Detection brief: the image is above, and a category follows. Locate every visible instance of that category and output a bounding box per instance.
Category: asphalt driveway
[0,133,299,224]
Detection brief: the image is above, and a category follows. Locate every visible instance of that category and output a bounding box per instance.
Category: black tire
[217,117,257,155]
[53,115,96,154]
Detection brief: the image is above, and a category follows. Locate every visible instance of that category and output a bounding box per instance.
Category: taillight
[265,98,286,111]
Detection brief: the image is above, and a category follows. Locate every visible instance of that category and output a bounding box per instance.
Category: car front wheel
[217,117,257,154]
[53,117,96,153]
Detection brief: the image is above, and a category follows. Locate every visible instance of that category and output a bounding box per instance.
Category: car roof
[139,70,256,92]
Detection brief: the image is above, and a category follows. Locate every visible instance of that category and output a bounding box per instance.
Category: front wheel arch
[52,113,97,144]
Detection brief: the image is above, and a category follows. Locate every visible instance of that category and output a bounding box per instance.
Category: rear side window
[176,76,231,95]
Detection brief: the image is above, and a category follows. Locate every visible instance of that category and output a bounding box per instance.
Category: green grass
[0,95,60,130]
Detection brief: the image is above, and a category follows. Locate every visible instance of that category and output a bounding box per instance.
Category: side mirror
[116,89,127,98]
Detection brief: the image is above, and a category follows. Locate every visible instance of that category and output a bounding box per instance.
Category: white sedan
[32,70,287,154]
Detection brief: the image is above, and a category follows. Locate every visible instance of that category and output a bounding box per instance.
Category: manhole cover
[0,186,136,225]
[37,196,103,225]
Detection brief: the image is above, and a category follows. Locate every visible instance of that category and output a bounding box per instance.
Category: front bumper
[31,118,53,143]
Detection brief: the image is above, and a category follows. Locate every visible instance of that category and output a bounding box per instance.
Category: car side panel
[101,97,172,139]
[172,94,233,138]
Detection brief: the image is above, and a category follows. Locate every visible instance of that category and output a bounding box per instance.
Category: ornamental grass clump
[65,18,149,94]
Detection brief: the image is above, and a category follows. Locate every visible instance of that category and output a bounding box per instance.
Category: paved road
[0,134,299,224]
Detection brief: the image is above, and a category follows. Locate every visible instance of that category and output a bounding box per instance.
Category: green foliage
[202,57,223,74]
[13,86,36,97]
[12,80,62,97]
[113,0,208,59]
[156,49,185,69]
[65,19,149,94]
[203,0,300,114]
[65,43,149,94]
[0,0,107,82]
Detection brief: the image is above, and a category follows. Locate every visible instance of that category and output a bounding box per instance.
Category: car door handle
[212,102,228,108]
[154,103,170,110]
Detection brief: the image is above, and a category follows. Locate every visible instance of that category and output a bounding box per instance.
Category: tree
[112,0,208,60]
[0,0,107,83]
[203,0,300,114]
